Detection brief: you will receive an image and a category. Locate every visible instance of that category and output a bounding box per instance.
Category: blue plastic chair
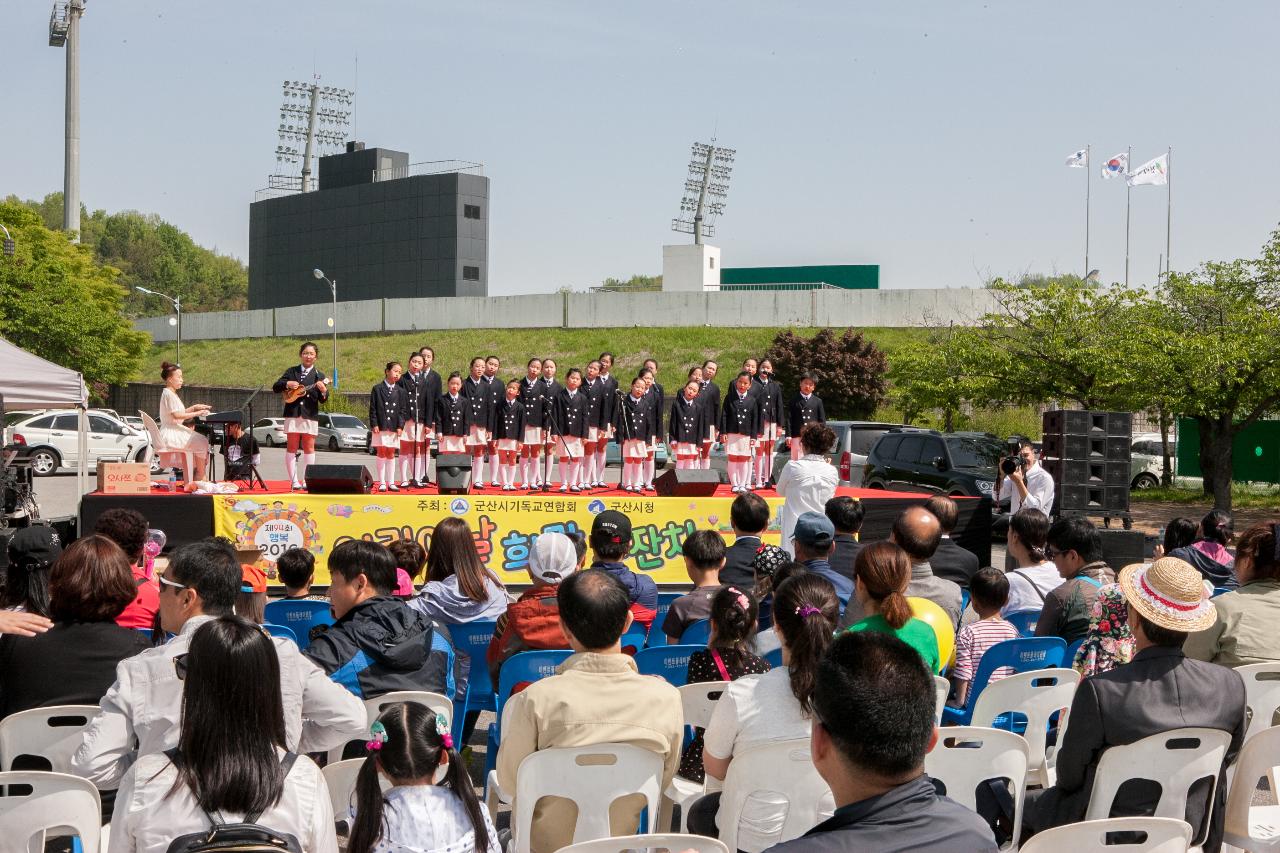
[649,592,686,647]
[941,636,1066,726]
[1006,609,1041,638]
[960,588,971,617]
[764,647,783,669]
[483,649,574,794]
[135,628,152,641]
[621,622,649,656]
[680,619,711,646]
[1065,637,1084,668]
[264,599,334,649]
[634,645,703,687]
[1212,586,1232,598]
[447,619,498,744]
[262,622,299,644]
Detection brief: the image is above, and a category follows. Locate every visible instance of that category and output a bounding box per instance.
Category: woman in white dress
[776,421,839,556]
[157,361,211,480]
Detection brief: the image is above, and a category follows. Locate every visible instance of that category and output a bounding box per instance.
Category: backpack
[163,749,304,853]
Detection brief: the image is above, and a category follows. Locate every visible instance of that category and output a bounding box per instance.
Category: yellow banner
[213,492,786,586]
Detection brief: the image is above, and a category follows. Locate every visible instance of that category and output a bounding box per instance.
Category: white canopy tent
[0,336,90,496]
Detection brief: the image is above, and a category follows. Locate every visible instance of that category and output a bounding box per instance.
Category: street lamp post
[136,286,181,363]
[313,269,337,387]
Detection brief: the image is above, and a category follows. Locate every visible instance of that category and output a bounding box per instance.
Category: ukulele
[281,382,313,404]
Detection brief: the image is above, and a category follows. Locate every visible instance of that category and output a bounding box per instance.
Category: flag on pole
[1101,152,1128,179]
[1065,149,1088,168]
[1127,153,1169,187]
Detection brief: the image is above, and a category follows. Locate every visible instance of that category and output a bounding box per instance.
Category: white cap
[529,532,578,584]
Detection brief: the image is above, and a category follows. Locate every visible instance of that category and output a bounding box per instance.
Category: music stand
[210,386,268,490]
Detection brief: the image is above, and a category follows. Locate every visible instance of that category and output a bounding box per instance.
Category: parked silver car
[317,413,369,451]
[5,409,154,475]
[251,418,288,447]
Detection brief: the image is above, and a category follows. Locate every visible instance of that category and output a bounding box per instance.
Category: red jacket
[115,565,159,632]
[486,585,570,690]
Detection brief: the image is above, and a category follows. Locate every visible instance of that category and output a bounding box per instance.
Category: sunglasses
[1044,546,1075,560]
[173,653,189,680]
[157,573,187,591]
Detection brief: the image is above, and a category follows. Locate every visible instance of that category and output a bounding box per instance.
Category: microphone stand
[543,390,576,492]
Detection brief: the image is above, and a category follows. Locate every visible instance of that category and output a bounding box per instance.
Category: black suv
[861,428,1004,498]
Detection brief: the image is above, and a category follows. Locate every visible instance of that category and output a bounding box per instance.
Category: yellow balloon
[907,596,955,671]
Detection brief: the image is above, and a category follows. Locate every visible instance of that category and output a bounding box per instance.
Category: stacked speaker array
[1041,410,1132,514]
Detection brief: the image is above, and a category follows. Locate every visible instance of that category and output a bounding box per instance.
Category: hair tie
[435,713,454,749]
[727,586,750,611]
[366,721,387,752]
[796,604,822,618]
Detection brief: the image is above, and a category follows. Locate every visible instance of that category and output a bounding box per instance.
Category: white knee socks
[284,451,298,486]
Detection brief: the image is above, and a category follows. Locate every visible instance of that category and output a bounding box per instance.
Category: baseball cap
[529,532,578,584]
[7,527,62,570]
[240,563,267,594]
[793,512,835,549]
[591,510,632,545]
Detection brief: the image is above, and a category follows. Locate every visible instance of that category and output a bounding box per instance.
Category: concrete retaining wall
[137,287,997,341]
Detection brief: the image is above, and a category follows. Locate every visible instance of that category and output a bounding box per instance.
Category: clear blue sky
[3,1,1277,294]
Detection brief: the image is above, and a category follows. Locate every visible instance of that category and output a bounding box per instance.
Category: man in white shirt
[72,538,366,791]
[995,441,1055,516]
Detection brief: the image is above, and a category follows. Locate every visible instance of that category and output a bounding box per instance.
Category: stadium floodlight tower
[276,80,353,192]
[664,140,735,292]
[48,0,86,242]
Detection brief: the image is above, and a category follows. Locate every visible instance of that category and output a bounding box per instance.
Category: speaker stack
[655,468,720,497]
[1041,410,1132,517]
[304,464,374,494]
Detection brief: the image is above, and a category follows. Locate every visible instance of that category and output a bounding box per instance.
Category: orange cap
[240,563,267,594]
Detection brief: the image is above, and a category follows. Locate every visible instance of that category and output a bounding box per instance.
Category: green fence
[1176,418,1280,483]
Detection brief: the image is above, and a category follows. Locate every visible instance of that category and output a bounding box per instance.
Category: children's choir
[274,346,828,493]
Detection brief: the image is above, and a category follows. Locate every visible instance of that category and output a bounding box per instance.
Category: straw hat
[1117,557,1217,632]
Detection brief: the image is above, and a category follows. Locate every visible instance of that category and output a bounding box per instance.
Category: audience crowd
[0,481,1276,853]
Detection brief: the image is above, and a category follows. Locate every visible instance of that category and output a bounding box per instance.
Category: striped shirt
[952,617,1020,682]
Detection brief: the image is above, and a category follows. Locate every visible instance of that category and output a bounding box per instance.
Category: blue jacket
[304,596,454,700]
[589,561,658,632]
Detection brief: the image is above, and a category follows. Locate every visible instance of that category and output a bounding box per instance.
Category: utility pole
[49,0,85,241]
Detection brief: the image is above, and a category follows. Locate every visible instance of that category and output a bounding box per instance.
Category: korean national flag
[1101,152,1129,179]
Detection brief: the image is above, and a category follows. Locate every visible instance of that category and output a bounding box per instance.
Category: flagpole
[1084,144,1092,278]
[1124,144,1132,287]
[1165,146,1172,279]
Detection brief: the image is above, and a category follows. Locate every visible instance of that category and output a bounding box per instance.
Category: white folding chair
[1223,725,1280,852]
[326,691,454,764]
[0,771,102,853]
[484,699,521,820]
[970,667,1079,787]
[556,834,730,853]
[1238,663,1280,743]
[925,726,1031,851]
[141,409,193,483]
[1084,727,1232,851]
[321,758,364,834]
[0,705,99,774]
[510,743,664,853]
[660,680,729,832]
[717,738,835,853]
[934,675,951,725]
[1020,817,1193,852]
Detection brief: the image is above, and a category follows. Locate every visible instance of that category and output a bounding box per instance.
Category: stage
[80,481,992,586]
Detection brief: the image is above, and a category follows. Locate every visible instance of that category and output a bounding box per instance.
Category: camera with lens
[1000,455,1025,476]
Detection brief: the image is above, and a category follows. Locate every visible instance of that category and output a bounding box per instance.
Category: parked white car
[1130,432,1175,490]
[252,417,288,447]
[5,409,155,476]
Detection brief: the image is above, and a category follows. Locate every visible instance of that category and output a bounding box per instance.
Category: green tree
[765,328,888,419]
[0,201,149,389]
[597,274,662,292]
[889,324,998,430]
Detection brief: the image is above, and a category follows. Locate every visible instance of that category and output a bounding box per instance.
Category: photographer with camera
[993,442,1055,567]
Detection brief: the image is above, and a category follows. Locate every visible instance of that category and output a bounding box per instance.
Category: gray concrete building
[248,143,489,309]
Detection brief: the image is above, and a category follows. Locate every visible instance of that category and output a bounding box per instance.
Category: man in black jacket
[764,632,997,853]
[305,540,454,700]
[825,495,865,582]
[720,492,770,588]
[923,495,980,590]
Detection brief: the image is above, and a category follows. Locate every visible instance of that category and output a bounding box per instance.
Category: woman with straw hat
[1020,556,1245,852]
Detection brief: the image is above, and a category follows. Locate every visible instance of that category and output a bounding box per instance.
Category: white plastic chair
[660,680,729,832]
[925,726,1031,851]
[556,834,730,853]
[717,738,835,853]
[1238,662,1280,743]
[509,743,665,853]
[484,699,520,820]
[970,667,1080,787]
[326,691,454,764]
[0,771,102,853]
[322,758,363,834]
[1223,725,1280,852]
[1084,727,1232,851]
[1020,817,1193,852]
[141,409,194,483]
[0,705,99,774]
[934,675,950,725]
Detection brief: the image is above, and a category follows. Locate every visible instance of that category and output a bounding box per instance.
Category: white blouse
[108,750,337,853]
[354,784,500,853]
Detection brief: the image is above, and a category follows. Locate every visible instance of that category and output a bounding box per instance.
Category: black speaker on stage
[1098,529,1145,572]
[436,454,472,495]
[1043,410,1133,514]
[655,468,720,497]
[304,464,373,494]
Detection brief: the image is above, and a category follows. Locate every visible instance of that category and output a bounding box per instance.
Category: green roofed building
[718,264,879,292]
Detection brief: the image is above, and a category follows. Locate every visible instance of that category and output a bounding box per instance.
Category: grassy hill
[149,326,930,390]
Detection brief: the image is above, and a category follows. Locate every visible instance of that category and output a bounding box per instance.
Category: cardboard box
[96,462,153,495]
